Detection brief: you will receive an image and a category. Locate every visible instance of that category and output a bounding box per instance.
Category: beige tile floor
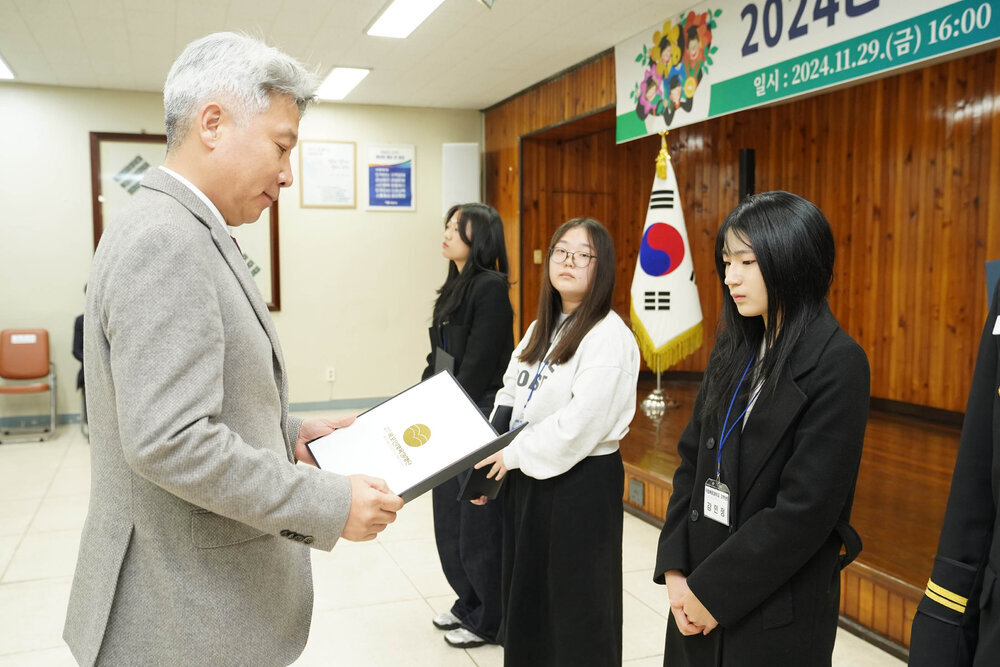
[0,420,905,666]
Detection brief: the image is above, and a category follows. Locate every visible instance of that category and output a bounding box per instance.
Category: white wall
[0,83,483,421]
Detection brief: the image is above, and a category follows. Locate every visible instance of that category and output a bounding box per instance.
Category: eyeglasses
[549,246,597,268]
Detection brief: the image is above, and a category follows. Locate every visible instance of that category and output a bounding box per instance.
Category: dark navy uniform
[910,283,1000,666]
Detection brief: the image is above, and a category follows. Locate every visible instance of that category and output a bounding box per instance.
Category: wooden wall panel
[485,47,1000,412]
[484,53,618,334]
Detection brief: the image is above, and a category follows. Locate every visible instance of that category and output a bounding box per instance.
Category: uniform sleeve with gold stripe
[909,283,1000,666]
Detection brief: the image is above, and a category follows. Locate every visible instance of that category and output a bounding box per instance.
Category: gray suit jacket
[64,168,352,666]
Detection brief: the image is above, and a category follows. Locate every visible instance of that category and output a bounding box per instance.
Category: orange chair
[0,329,57,443]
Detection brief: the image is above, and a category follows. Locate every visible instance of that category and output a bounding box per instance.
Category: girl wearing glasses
[475,217,640,666]
[654,192,870,666]
[423,203,514,649]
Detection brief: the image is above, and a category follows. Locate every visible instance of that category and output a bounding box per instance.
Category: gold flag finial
[656,131,670,180]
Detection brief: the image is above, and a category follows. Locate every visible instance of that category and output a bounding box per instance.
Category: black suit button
[705,437,716,450]
[690,509,699,522]
[293,533,305,542]
[303,536,314,545]
[280,529,291,537]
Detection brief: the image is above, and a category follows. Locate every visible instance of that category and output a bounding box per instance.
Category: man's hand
[342,475,404,542]
[295,415,356,465]
[664,570,708,636]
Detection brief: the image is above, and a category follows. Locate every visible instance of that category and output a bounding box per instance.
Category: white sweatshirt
[495,310,640,480]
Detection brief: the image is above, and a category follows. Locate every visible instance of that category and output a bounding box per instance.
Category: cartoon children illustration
[631,9,718,128]
[636,69,664,120]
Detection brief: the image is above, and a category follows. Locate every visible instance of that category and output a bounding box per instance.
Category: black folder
[456,423,527,501]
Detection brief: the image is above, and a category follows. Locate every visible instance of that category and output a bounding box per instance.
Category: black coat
[421,271,513,410]
[909,284,1000,667]
[73,314,84,390]
[654,304,870,666]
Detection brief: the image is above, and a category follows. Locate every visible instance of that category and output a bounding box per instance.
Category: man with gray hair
[64,32,404,666]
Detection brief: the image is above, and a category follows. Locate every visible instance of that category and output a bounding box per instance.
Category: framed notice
[299,140,356,208]
[231,205,281,311]
[89,131,281,310]
[89,132,167,249]
[367,144,415,211]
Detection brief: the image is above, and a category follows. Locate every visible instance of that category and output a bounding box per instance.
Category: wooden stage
[620,378,961,654]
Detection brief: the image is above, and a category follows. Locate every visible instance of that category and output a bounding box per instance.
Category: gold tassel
[655,131,670,180]
[630,303,703,372]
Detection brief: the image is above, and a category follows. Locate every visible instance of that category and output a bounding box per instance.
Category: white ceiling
[0,0,689,110]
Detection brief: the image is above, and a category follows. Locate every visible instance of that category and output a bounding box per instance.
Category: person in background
[475,217,639,666]
[423,202,514,649]
[654,191,870,666]
[908,280,1000,666]
[72,286,86,435]
[63,32,403,666]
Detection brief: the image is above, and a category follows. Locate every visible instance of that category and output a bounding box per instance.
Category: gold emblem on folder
[403,423,431,447]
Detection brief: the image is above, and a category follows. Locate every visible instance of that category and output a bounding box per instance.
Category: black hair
[700,191,836,421]
[432,203,509,326]
[520,218,616,365]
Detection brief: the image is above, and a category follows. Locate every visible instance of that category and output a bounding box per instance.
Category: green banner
[710,1,999,115]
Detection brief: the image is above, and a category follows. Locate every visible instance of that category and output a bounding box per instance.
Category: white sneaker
[432,610,462,630]
[444,627,488,648]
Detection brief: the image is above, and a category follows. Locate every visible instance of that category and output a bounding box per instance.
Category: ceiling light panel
[316,67,371,101]
[366,0,447,39]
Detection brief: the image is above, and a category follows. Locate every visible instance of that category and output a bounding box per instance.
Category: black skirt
[501,450,624,667]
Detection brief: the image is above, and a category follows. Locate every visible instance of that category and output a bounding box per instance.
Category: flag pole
[640,131,681,420]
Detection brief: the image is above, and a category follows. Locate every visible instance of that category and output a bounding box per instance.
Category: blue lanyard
[521,360,548,414]
[716,353,764,480]
[521,324,563,415]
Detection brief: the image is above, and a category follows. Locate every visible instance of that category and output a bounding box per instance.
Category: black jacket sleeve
[454,275,513,402]
[909,284,1000,667]
[654,386,706,583]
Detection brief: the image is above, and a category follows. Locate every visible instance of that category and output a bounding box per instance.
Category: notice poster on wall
[299,140,356,208]
[367,145,415,211]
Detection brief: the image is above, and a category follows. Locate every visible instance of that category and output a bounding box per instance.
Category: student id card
[704,478,730,526]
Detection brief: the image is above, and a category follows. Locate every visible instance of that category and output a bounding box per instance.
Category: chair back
[0,329,51,380]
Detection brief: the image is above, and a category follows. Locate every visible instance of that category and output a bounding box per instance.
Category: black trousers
[432,473,505,642]
[501,451,624,667]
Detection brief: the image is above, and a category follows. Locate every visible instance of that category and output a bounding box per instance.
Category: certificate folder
[306,371,522,502]
[455,425,525,502]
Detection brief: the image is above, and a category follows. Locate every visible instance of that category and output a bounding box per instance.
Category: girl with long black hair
[476,217,640,666]
[654,191,870,666]
[423,202,513,649]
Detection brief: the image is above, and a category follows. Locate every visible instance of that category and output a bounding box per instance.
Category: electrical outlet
[325,367,336,382]
[628,479,645,506]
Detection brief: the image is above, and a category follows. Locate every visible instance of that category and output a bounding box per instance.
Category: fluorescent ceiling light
[316,67,371,101]
[0,53,14,80]
[366,0,447,39]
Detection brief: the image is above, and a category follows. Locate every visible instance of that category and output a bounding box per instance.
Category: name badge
[704,478,731,526]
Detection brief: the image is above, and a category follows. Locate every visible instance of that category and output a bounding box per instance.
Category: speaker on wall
[441,143,481,216]
[739,148,755,200]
